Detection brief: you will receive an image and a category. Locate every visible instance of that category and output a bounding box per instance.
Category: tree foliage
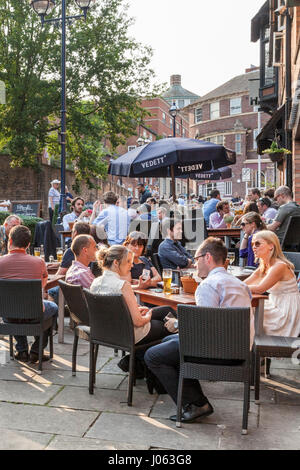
[0,0,160,186]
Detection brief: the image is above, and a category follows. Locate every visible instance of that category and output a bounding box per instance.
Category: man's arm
[267,220,281,232]
[161,243,191,269]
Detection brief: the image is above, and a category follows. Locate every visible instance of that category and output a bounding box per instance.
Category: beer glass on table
[163,269,172,295]
[34,247,40,257]
[56,248,63,263]
[227,252,235,272]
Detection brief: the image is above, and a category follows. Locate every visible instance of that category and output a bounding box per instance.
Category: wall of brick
[0,155,129,218]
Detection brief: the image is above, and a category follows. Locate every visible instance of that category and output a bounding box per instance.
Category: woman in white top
[244,230,300,337]
[90,245,176,346]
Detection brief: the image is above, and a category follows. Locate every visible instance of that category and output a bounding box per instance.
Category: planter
[266,152,284,163]
[181,276,198,294]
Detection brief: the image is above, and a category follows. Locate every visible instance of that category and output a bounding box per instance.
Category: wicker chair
[0,279,55,373]
[58,280,91,377]
[253,335,300,403]
[84,290,161,406]
[176,305,251,435]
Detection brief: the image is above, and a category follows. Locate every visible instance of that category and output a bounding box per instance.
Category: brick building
[251,0,300,203]
[184,69,273,199]
[162,74,200,109]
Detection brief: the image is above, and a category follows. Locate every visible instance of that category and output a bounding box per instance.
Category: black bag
[145,366,167,395]
[117,354,145,379]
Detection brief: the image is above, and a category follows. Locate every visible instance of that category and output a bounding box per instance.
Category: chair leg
[72,333,79,377]
[254,351,261,404]
[176,373,184,428]
[127,350,135,406]
[266,358,271,377]
[94,344,99,384]
[242,381,250,435]
[38,333,43,374]
[89,342,95,395]
[114,348,118,357]
[9,336,14,360]
[49,327,54,359]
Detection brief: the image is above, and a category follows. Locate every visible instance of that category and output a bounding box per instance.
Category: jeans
[14,300,58,354]
[144,335,208,407]
[48,286,59,305]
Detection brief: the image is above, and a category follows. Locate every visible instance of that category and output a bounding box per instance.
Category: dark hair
[71,235,93,257]
[216,200,229,212]
[71,197,84,208]
[251,188,261,197]
[242,212,267,230]
[161,218,181,237]
[123,231,148,255]
[97,245,129,269]
[90,225,109,246]
[73,221,90,236]
[244,202,259,214]
[258,197,271,208]
[9,225,31,249]
[198,237,227,264]
[103,191,118,205]
[210,190,220,199]
[264,188,275,199]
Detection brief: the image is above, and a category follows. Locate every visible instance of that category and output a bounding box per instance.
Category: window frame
[210,101,220,120]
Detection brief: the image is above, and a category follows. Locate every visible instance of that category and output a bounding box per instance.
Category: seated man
[65,234,97,288]
[257,197,277,223]
[0,214,21,255]
[209,200,233,229]
[267,186,300,243]
[145,237,252,423]
[0,225,58,363]
[158,218,194,271]
[203,190,221,226]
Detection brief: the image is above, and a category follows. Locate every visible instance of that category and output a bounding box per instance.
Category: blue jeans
[144,335,207,407]
[14,300,58,354]
[48,286,59,305]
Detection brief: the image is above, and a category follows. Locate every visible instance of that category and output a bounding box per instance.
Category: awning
[256,104,285,154]
[251,1,269,43]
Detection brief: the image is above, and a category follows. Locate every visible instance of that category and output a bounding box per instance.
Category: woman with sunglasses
[244,230,300,337]
[239,212,266,267]
[123,231,162,288]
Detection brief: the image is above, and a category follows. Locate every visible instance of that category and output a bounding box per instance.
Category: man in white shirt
[257,197,277,223]
[48,179,61,222]
[62,197,86,231]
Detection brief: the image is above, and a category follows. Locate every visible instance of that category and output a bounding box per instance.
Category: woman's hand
[138,275,152,289]
[138,306,150,316]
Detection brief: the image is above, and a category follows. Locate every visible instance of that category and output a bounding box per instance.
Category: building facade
[162,74,200,109]
[184,69,273,199]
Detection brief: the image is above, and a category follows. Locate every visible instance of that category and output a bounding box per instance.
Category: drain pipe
[285,8,293,190]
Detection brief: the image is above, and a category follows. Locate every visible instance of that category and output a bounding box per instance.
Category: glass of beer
[163,269,172,295]
[34,247,40,257]
[56,248,63,263]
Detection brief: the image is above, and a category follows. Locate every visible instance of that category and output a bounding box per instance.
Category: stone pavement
[0,324,299,451]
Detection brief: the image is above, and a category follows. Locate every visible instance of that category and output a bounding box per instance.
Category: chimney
[245,65,259,73]
[170,75,181,86]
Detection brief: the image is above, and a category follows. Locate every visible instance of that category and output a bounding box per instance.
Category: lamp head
[30,0,55,16]
[75,0,96,9]
[169,102,178,118]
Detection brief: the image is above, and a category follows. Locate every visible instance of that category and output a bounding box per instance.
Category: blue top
[61,248,74,269]
[93,205,129,245]
[203,198,219,226]
[195,267,252,308]
[239,233,258,267]
[158,238,194,270]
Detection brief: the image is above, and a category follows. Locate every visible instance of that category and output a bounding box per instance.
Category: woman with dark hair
[233,201,259,227]
[239,212,266,267]
[123,231,162,288]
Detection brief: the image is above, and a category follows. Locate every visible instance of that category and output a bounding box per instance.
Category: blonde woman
[244,230,300,337]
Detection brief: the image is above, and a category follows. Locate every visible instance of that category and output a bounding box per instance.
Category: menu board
[10,200,41,217]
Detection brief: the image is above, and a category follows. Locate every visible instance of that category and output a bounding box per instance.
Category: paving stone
[98,357,127,375]
[259,404,300,431]
[45,342,90,356]
[0,429,53,450]
[26,353,109,373]
[269,358,300,371]
[201,380,276,404]
[0,365,35,382]
[219,427,300,450]
[0,380,62,405]
[119,377,149,393]
[46,435,149,450]
[150,396,258,429]
[30,371,123,390]
[86,412,220,450]
[0,402,98,436]
[48,386,156,415]
[260,375,300,405]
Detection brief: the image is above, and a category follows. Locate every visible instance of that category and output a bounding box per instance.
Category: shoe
[118,354,130,372]
[29,352,50,363]
[15,351,29,362]
[170,402,214,423]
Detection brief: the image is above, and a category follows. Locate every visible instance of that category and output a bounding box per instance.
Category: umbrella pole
[187,178,190,201]
[171,165,176,203]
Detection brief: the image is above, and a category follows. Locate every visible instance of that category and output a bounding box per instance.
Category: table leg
[224,236,231,249]
[254,299,265,335]
[58,287,65,344]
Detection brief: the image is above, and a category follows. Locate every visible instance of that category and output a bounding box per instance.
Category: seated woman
[244,230,300,337]
[233,202,259,227]
[239,212,266,267]
[90,245,177,348]
[123,231,162,288]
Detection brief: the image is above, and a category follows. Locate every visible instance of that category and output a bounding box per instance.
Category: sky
[127,0,266,96]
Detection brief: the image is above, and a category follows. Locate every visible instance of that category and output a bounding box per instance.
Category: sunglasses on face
[252,241,263,248]
[240,222,250,227]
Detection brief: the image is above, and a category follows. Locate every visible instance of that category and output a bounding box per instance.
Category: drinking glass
[34,247,40,257]
[56,248,63,263]
[162,269,172,294]
[227,252,235,272]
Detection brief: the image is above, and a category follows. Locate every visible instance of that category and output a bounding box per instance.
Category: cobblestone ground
[0,323,299,450]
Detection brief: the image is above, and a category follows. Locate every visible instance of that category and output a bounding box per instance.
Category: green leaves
[0,0,159,187]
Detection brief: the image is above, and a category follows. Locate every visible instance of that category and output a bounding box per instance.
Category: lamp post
[29,0,96,215]
[169,102,178,202]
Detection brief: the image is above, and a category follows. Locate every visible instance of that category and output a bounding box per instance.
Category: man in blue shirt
[145,237,252,424]
[158,218,194,270]
[91,191,129,245]
[203,189,221,226]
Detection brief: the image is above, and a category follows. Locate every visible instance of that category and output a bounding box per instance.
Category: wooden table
[134,287,267,335]
[207,228,241,248]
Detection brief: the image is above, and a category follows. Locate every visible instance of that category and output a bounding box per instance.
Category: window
[128,145,136,152]
[210,102,220,120]
[170,118,172,129]
[230,97,242,115]
[195,107,202,123]
[253,129,259,150]
[162,112,166,122]
[206,135,224,145]
[224,181,232,196]
[182,128,186,137]
[178,99,185,108]
[235,134,242,154]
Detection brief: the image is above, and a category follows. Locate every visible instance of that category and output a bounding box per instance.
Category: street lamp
[169,102,178,202]
[29,0,96,215]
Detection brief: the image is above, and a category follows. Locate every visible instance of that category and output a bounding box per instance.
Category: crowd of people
[0,182,300,424]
